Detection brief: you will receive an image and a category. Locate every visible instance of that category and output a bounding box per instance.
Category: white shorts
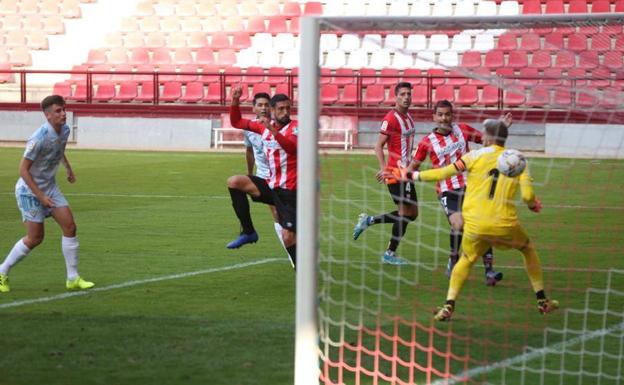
[15,184,69,223]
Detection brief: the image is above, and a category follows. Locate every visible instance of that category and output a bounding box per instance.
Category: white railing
[212,127,353,150]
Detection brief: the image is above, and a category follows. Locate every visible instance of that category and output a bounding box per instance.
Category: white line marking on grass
[0,258,282,310]
[432,321,624,385]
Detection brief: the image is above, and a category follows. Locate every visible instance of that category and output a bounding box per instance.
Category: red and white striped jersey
[230,105,298,190]
[413,123,483,194]
[380,109,416,170]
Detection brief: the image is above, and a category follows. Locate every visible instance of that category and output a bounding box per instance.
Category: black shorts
[248,175,274,205]
[439,188,465,217]
[387,181,418,205]
[272,187,296,232]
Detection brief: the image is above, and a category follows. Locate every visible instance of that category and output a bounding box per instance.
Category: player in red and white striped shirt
[410,100,511,285]
[352,82,418,265]
[229,87,298,268]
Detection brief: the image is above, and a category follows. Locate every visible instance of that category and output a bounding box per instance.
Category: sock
[450,230,462,256]
[445,300,456,309]
[371,211,399,225]
[521,242,544,293]
[62,236,79,281]
[274,222,285,248]
[228,188,255,234]
[482,248,494,273]
[387,215,415,252]
[535,290,546,301]
[0,239,31,275]
[447,254,476,301]
[286,245,296,270]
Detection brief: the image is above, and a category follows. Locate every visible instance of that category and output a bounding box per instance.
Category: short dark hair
[41,95,65,111]
[433,99,454,113]
[270,93,290,107]
[483,119,508,145]
[253,92,270,106]
[394,82,412,96]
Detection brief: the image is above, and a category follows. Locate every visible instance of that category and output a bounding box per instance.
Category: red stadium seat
[157,64,177,82]
[303,1,323,15]
[526,86,551,107]
[378,68,400,86]
[469,67,493,86]
[591,0,611,12]
[383,88,396,106]
[223,67,242,83]
[203,83,222,103]
[446,70,468,86]
[411,85,428,105]
[522,0,542,14]
[484,50,504,68]
[568,33,588,52]
[553,89,572,107]
[0,63,13,83]
[600,88,622,108]
[71,84,88,102]
[243,66,265,84]
[196,48,215,65]
[544,33,564,51]
[340,84,358,105]
[603,51,623,69]
[211,32,231,50]
[173,48,194,65]
[177,64,199,82]
[578,51,599,69]
[591,33,612,52]
[508,51,528,68]
[456,85,478,105]
[93,81,115,102]
[152,48,172,65]
[427,69,446,86]
[274,83,290,98]
[545,0,564,13]
[460,51,482,68]
[333,68,355,85]
[232,32,251,50]
[130,48,150,65]
[289,17,300,34]
[114,81,138,102]
[616,0,624,12]
[588,67,611,87]
[91,63,112,81]
[160,81,182,102]
[481,85,500,106]
[247,17,267,34]
[576,89,598,107]
[266,67,287,85]
[363,85,385,105]
[217,49,237,66]
[283,2,302,17]
[615,35,624,51]
[134,64,155,82]
[228,84,249,103]
[268,17,288,34]
[554,51,575,69]
[434,85,455,102]
[568,0,588,13]
[199,65,220,83]
[531,50,552,68]
[136,82,155,102]
[497,33,518,51]
[53,82,72,98]
[403,68,423,85]
[519,33,540,51]
[359,68,377,86]
[541,68,563,85]
[87,49,106,65]
[180,82,204,103]
[321,84,339,105]
[518,67,540,86]
[504,88,526,106]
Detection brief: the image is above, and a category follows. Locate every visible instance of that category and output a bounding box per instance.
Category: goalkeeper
[388,119,559,321]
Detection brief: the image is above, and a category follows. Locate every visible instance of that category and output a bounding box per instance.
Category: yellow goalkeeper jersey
[419,144,536,234]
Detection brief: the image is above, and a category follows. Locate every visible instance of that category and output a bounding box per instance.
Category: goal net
[296,13,624,385]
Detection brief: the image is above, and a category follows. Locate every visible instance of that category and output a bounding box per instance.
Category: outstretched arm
[229,86,264,134]
[390,160,464,183]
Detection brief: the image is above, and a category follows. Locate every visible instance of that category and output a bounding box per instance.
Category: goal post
[296,12,624,385]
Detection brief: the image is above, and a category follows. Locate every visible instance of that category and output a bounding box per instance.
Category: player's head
[41,95,66,128]
[483,119,508,146]
[252,92,270,119]
[394,82,412,111]
[270,93,291,125]
[433,100,454,131]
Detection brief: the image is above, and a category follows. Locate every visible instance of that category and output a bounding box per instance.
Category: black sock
[286,245,296,269]
[450,230,462,256]
[387,215,415,252]
[446,300,455,309]
[371,211,399,225]
[536,290,546,301]
[482,248,494,272]
[228,188,255,234]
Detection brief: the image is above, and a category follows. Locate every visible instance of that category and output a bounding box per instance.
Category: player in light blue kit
[225,92,292,265]
[0,95,94,292]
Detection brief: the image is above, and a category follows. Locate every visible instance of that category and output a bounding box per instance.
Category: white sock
[274,222,285,248]
[0,239,31,275]
[62,236,79,281]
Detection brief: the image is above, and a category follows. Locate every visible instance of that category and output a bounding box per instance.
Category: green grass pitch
[0,148,622,385]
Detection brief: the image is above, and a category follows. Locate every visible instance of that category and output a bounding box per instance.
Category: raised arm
[229,86,264,134]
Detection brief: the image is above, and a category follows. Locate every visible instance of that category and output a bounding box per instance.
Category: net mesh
[314,14,624,385]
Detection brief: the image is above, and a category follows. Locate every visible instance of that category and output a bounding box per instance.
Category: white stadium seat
[369,49,391,69]
[454,0,475,16]
[388,1,409,16]
[339,34,361,52]
[410,0,431,16]
[280,49,299,68]
[258,49,281,68]
[391,52,414,69]
[476,1,498,16]
[346,49,368,69]
[366,1,387,15]
[429,34,449,51]
[450,34,473,52]
[438,51,459,67]
[324,1,345,16]
[251,33,273,52]
[320,34,339,51]
[406,34,427,52]
[415,51,437,69]
[274,33,295,51]
[499,1,520,15]
[325,49,347,69]
[473,33,495,51]
[237,48,259,67]
[385,34,405,50]
[432,0,453,16]
[361,34,383,52]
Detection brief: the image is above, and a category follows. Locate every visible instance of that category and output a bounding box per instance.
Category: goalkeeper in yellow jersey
[388,119,559,321]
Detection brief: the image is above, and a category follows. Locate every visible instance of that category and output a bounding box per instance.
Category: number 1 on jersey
[488,169,500,199]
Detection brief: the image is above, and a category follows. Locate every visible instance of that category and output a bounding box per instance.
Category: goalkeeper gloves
[529,198,542,213]
[391,167,419,182]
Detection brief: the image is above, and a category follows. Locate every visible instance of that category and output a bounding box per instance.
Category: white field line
[432,321,624,385]
[1,192,621,210]
[0,258,282,310]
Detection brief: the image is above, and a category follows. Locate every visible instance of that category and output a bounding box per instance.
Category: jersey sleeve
[23,136,41,161]
[379,114,397,136]
[243,131,252,147]
[459,123,483,144]
[413,137,430,162]
[229,105,264,135]
[519,165,536,204]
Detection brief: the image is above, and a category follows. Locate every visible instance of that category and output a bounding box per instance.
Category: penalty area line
[431,321,624,385]
[0,258,282,310]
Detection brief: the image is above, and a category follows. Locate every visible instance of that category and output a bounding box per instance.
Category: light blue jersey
[244,130,270,180]
[15,122,70,221]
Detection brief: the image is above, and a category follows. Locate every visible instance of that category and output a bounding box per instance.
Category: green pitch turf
[0,148,622,385]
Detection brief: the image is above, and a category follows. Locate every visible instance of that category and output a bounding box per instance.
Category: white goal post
[295,13,624,385]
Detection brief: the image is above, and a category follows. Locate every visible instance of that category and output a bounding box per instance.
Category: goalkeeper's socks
[371,211,399,225]
[535,290,546,301]
[286,245,296,270]
[228,188,255,234]
[482,248,494,273]
[445,300,455,309]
